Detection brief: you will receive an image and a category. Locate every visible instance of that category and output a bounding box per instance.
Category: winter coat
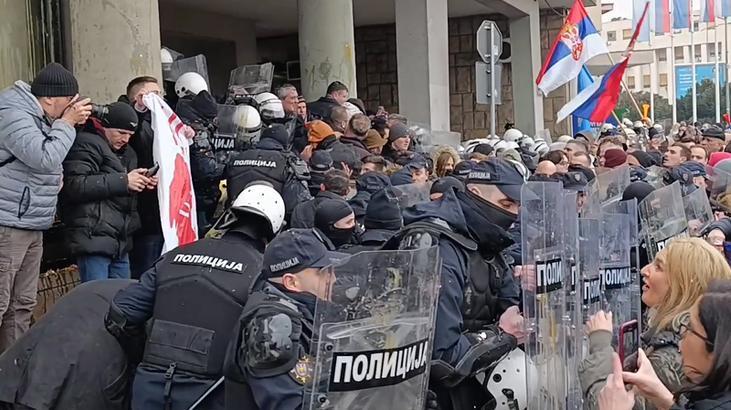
[316,135,359,171]
[0,81,76,230]
[579,313,690,410]
[0,279,135,410]
[431,145,460,177]
[672,392,731,409]
[59,124,140,258]
[339,134,371,160]
[128,108,161,236]
[307,96,340,122]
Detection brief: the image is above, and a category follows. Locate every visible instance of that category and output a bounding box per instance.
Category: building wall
[0,0,32,88]
[258,12,569,139]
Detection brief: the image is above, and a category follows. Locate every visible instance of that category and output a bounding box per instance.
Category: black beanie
[364,188,403,230]
[315,198,353,230]
[628,150,655,168]
[31,63,79,97]
[356,171,391,195]
[260,123,290,147]
[622,181,656,203]
[101,102,139,132]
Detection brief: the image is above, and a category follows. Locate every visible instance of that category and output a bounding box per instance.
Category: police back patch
[289,355,314,385]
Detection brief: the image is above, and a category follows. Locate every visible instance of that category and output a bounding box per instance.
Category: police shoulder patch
[289,354,314,385]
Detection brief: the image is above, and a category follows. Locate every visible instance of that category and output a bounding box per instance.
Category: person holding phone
[599,280,731,410]
[580,238,731,410]
[60,102,157,282]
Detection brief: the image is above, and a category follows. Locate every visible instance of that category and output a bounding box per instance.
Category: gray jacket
[0,81,76,230]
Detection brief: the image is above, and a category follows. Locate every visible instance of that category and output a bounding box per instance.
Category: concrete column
[509,5,544,135]
[0,0,32,88]
[395,0,450,132]
[298,0,357,100]
[65,0,162,103]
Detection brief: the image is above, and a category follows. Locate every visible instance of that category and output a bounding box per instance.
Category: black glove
[424,390,440,410]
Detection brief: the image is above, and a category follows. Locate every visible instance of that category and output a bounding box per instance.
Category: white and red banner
[144,93,198,253]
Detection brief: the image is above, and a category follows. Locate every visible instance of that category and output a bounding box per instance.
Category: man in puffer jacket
[60,102,153,282]
[0,62,91,352]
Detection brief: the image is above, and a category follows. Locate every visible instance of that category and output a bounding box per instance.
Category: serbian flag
[557,2,649,124]
[144,93,198,253]
[673,0,692,29]
[701,0,722,22]
[723,0,731,17]
[536,0,609,96]
[655,0,672,34]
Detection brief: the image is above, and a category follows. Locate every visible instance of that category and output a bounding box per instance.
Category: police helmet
[503,128,523,142]
[231,183,286,236]
[233,105,262,144]
[175,72,208,98]
[160,48,174,65]
[254,92,285,120]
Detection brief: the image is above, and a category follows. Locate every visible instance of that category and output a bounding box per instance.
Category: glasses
[679,323,714,348]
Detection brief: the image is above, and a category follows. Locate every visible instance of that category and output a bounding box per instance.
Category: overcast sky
[602,0,633,21]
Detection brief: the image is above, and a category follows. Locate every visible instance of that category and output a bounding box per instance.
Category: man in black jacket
[60,102,155,282]
[290,168,349,228]
[307,81,348,122]
[340,113,372,160]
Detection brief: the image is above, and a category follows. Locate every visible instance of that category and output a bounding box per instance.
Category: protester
[364,129,388,155]
[327,105,349,135]
[296,96,308,121]
[348,171,391,224]
[432,145,460,177]
[571,151,593,169]
[307,150,333,196]
[690,145,709,164]
[702,125,726,154]
[628,150,657,168]
[599,280,731,410]
[343,187,403,253]
[383,122,414,165]
[535,160,558,176]
[60,102,151,282]
[314,198,357,249]
[290,169,349,229]
[362,155,387,173]
[306,120,358,173]
[339,113,371,159]
[601,148,628,169]
[580,238,731,410]
[540,151,569,174]
[0,62,91,351]
[663,143,691,168]
[307,81,348,122]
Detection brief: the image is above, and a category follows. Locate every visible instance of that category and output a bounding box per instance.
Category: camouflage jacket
[578,312,690,410]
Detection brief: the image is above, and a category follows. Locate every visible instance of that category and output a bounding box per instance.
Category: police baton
[187,376,225,410]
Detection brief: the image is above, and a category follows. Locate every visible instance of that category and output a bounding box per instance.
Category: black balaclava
[315,198,355,248]
[463,188,518,231]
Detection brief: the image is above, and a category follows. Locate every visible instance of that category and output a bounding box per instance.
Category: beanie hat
[356,171,391,195]
[388,123,412,143]
[603,148,627,168]
[628,150,655,168]
[307,120,336,144]
[709,152,731,168]
[260,123,290,147]
[364,188,403,230]
[101,102,139,132]
[31,63,79,97]
[364,129,388,150]
[314,198,353,231]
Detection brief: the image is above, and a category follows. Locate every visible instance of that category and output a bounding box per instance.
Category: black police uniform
[105,227,267,410]
[224,229,345,410]
[383,160,523,409]
[225,124,311,217]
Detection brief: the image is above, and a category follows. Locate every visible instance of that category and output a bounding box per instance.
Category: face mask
[465,189,517,231]
[327,226,354,248]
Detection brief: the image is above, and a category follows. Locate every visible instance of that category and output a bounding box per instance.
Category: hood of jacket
[0,81,45,121]
[430,145,460,169]
[402,189,471,238]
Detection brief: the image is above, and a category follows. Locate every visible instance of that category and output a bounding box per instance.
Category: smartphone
[618,320,640,370]
[146,163,160,177]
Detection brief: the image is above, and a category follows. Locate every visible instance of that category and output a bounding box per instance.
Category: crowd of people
[1,60,731,409]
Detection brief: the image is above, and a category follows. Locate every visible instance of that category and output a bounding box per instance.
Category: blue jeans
[77,254,130,283]
[129,234,164,280]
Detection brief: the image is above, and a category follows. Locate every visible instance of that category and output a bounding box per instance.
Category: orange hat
[307,120,335,144]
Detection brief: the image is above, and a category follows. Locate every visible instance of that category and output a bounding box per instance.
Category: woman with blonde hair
[579,238,731,410]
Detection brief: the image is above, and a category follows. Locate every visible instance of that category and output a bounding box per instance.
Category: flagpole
[650,28,656,123]
[692,17,698,122]
[726,17,730,120]
[716,20,722,123]
[671,33,678,123]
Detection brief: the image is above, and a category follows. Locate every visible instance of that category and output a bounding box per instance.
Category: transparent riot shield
[394,183,432,208]
[587,165,631,206]
[409,122,461,154]
[683,188,713,237]
[304,247,441,409]
[167,54,210,85]
[638,182,689,260]
[521,181,567,410]
[561,191,581,410]
[599,213,632,347]
[228,62,274,96]
[645,166,668,189]
[706,163,731,212]
[214,104,262,152]
[577,218,602,356]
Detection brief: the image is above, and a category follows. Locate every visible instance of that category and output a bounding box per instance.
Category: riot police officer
[104,184,286,410]
[224,228,346,410]
[384,159,526,408]
[225,123,311,218]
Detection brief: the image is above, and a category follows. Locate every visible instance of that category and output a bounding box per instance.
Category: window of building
[694,44,702,60]
[643,74,651,88]
[623,29,632,39]
[675,46,684,61]
[660,73,668,87]
[709,43,716,59]
[627,76,636,88]
[656,49,667,61]
[693,21,700,31]
[607,31,617,41]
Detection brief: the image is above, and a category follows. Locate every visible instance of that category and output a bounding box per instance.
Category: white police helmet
[175,72,208,98]
[503,128,523,142]
[254,92,285,120]
[231,183,286,235]
[233,105,262,144]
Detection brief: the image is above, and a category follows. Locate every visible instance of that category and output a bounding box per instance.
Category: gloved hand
[499,306,526,344]
[424,390,440,410]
